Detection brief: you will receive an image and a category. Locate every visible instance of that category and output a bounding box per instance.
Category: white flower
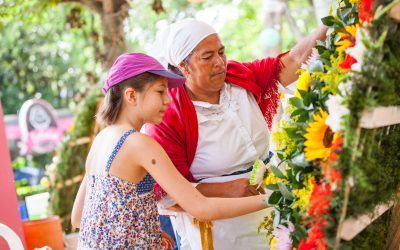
[301,48,320,70]
[338,81,353,96]
[345,29,367,72]
[250,160,268,185]
[326,95,349,132]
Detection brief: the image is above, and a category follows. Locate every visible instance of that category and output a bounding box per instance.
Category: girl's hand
[161,231,175,250]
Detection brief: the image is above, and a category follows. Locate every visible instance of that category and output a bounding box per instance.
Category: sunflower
[304,110,335,161]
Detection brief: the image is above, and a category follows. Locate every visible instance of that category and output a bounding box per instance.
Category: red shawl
[147,52,287,199]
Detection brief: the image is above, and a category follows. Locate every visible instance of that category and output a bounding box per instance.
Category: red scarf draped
[147,52,287,199]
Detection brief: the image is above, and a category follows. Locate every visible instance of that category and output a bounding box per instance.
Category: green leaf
[278,182,295,200]
[321,16,335,26]
[271,166,286,179]
[291,153,309,167]
[338,7,353,21]
[267,191,282,205]
[289,97,303,109]
[307,60,324,73]
[303,92,312,107]
[297,111,310,123]
[295,170,303,182]
[266,184,279,191]
[290,108,305,118]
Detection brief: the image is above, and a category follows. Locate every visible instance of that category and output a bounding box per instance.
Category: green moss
[49,90,101,232]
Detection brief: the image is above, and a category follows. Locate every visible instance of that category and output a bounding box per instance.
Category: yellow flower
[314,53,346,94]
[340,25,358,38]
[336,39,353,52]
[337,25,358,52]
[304,110,335,161]
[295,71,312,98]
[292,175,315,212]
[264,172,281,186]
[349,0,360,4]
[270,237,278,250]
[264,166,289,186]
[273,127,296,158]
[69,122,75,133]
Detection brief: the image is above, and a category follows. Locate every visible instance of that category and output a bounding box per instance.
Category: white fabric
[149,19,217,67]
[164,83,272,250]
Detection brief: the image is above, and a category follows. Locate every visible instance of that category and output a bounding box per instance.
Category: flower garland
[256,0,400,248]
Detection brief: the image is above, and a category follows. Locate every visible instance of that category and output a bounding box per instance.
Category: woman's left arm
[279,25,328,87]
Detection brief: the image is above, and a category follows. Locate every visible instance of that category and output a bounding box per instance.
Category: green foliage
[17,185,48,199]
[0,1,101,114]
[266,0,400,247]
[126,0,317,61]
[340,13,400,216]
[49,90,101,232]
[342,211,391,250]
[12,156,27,171]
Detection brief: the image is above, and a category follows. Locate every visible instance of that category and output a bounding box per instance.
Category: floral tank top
[78,129,162,249]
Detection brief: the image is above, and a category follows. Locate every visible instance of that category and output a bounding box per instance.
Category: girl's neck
[113,110,144,131]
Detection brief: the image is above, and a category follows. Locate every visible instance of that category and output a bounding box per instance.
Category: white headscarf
[149,19,217,67]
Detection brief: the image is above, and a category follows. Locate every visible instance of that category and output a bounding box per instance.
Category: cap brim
[148,70,185,88]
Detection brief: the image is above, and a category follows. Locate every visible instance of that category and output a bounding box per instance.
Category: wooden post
[385,192,400,250]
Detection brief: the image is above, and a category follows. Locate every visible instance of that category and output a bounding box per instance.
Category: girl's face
[137,77,171,124]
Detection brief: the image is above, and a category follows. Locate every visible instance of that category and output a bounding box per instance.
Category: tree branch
[59,0,103,14]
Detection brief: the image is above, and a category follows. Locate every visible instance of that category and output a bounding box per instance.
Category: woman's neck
[185,85,220,104]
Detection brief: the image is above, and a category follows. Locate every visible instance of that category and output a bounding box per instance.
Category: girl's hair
[96,72,162,126]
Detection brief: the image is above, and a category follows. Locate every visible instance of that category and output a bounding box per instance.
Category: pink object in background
[0,100,26,249]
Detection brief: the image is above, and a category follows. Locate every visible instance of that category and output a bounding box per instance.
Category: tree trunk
[100,0,129,68]
[61,0,130,68]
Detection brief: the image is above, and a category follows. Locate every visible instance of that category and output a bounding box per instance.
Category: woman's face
[181,34,227,94]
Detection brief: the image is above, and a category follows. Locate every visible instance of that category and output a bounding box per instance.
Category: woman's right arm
[130,134,268,221]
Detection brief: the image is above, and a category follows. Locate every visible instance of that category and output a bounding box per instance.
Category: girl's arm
[71,174,87,229]
[129,134,268,221]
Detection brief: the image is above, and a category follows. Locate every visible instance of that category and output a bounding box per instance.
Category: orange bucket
[22,216,64,250]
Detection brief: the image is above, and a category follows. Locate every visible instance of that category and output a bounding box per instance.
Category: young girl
[71,53,268,249]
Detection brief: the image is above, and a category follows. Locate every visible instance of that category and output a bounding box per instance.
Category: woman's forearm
[194,195,268,221]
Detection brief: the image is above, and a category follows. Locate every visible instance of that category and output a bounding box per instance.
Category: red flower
[299,240,316,250]
[308,183,332,217]
[359,0,375,23]
[299,220,328,250]
[339,54,357,69]
[320,136,343,189]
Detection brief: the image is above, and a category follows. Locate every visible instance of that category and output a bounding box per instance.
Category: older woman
[147,19,327,249]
